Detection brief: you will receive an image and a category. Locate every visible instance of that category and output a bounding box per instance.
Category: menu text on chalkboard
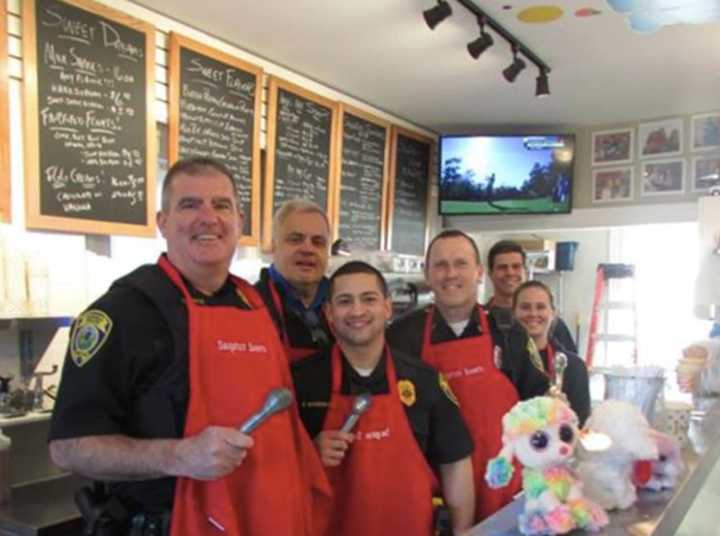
[337,107,388,251]
[389,129,432,256]
[264,78,337,245]
[169,34,262,245]
[0,1,10,222]
[23,0,156,236]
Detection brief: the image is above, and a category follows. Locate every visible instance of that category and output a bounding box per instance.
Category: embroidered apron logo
[216,340,268,354]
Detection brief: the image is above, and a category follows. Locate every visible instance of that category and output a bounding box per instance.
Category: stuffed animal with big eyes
[485,396,608,535]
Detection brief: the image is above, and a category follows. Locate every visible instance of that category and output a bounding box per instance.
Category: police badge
[70,309,113,367]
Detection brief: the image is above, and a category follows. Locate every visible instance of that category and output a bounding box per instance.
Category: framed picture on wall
[691,112,720,152]
[638,117,683,159]
[641,159,685,196]
[692,155,720,192]
[592,166,633,203]
[591,128,634,165]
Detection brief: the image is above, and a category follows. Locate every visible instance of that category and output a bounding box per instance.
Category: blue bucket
[556,241,579,271]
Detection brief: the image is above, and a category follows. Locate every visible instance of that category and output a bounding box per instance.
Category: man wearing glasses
[255,199,334,362]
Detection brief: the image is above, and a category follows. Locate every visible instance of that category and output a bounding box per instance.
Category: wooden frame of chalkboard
[22,0,157,236]
[386,127,434,256]
[168,33,263,246]
[333,103,391,251]
[264,76,338,249]
[0,2,10,223]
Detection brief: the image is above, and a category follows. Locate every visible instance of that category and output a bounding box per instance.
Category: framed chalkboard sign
[264,77,338,247]
[23,0,156,236]
[334,104,390,251]
[168,33,262,246]
[387,127,433,256]
[0,2,10,223]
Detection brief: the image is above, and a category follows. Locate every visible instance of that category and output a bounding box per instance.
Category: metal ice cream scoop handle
[238,388,293,434]
[548,352,569,403]
[340,393,373,433]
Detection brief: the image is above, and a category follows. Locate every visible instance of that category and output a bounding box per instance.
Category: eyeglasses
[293,309,331,347]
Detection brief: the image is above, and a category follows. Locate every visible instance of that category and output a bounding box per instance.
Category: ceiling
[131,0,720,134]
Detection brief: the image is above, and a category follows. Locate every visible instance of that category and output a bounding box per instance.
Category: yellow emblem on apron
[397,379,416,407]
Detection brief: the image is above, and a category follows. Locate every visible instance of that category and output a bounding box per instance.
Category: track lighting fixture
[503,47,526,83]
[535,69,550,97]
[467,17,493,59]
[423,0,551,97]
[423,0,452,30]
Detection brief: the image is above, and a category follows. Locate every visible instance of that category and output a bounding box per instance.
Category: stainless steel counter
[471,397,720,536]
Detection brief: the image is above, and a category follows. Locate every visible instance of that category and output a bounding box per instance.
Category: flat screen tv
[439,134,575,215]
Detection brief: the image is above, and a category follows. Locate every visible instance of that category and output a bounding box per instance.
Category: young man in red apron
[292,261,475,536]
[388,230,544,522]
[49,158,329,535]
[255,200,334,362]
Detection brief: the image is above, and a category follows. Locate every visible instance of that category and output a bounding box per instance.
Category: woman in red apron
[421,305,522,521]
[512,280,591,425]
[160,256,330,536]
[320,345,438,536]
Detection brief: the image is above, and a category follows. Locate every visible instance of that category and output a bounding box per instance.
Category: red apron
[421,305,521,521]
[320,345,438,536]
[160,257,330,536]
[268,279,327,363]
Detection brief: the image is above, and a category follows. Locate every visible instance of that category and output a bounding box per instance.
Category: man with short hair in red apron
[293,261,475,536]
[388,230,542,522]
[49,158,330,535]
[255,200,335,363]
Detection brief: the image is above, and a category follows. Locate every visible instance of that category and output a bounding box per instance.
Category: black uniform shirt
[386,306,549,401]
[255,267,334,352]
[291,347,474,466]
[49,265,248,513]
[539,345,591,426]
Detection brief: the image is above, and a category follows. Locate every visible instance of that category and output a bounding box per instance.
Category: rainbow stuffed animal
[485,397,608,535]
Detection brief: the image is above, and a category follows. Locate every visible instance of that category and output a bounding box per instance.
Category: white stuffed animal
[577,400,659,510]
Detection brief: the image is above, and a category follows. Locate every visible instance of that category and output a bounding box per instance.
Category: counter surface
[0,474,84,536]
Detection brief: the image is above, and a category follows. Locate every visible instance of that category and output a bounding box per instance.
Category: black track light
[503,48,526,83]
[467,18,494,59]
[535,69,550,97]
[423,0,452,30]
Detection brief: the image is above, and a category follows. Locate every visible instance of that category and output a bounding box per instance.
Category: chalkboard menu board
[23,0,156,236]
[264,77,338,246]
[0,3,10,223]
[388,128,433,256]
[168,33,262,246]
[336,104,389,251]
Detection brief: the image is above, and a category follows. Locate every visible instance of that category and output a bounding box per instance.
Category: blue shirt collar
[268,264,329,313]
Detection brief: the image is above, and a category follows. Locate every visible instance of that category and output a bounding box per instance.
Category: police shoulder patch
[438,373,460,406]
[70,309,113,367]
[397,379,416,407]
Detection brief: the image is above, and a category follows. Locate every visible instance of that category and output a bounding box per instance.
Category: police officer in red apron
[387,230,546,522]
[255,200,334,362]
[292,261,475,536]
[49,158,329,535]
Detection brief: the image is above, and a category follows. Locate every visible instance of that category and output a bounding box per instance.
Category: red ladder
[585,263,637,368]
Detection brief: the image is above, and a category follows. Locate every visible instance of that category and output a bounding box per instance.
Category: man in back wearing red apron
[387,230,546,522]
[49,157,329,535]
[292,261,475,536]
[255,200,334,362]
